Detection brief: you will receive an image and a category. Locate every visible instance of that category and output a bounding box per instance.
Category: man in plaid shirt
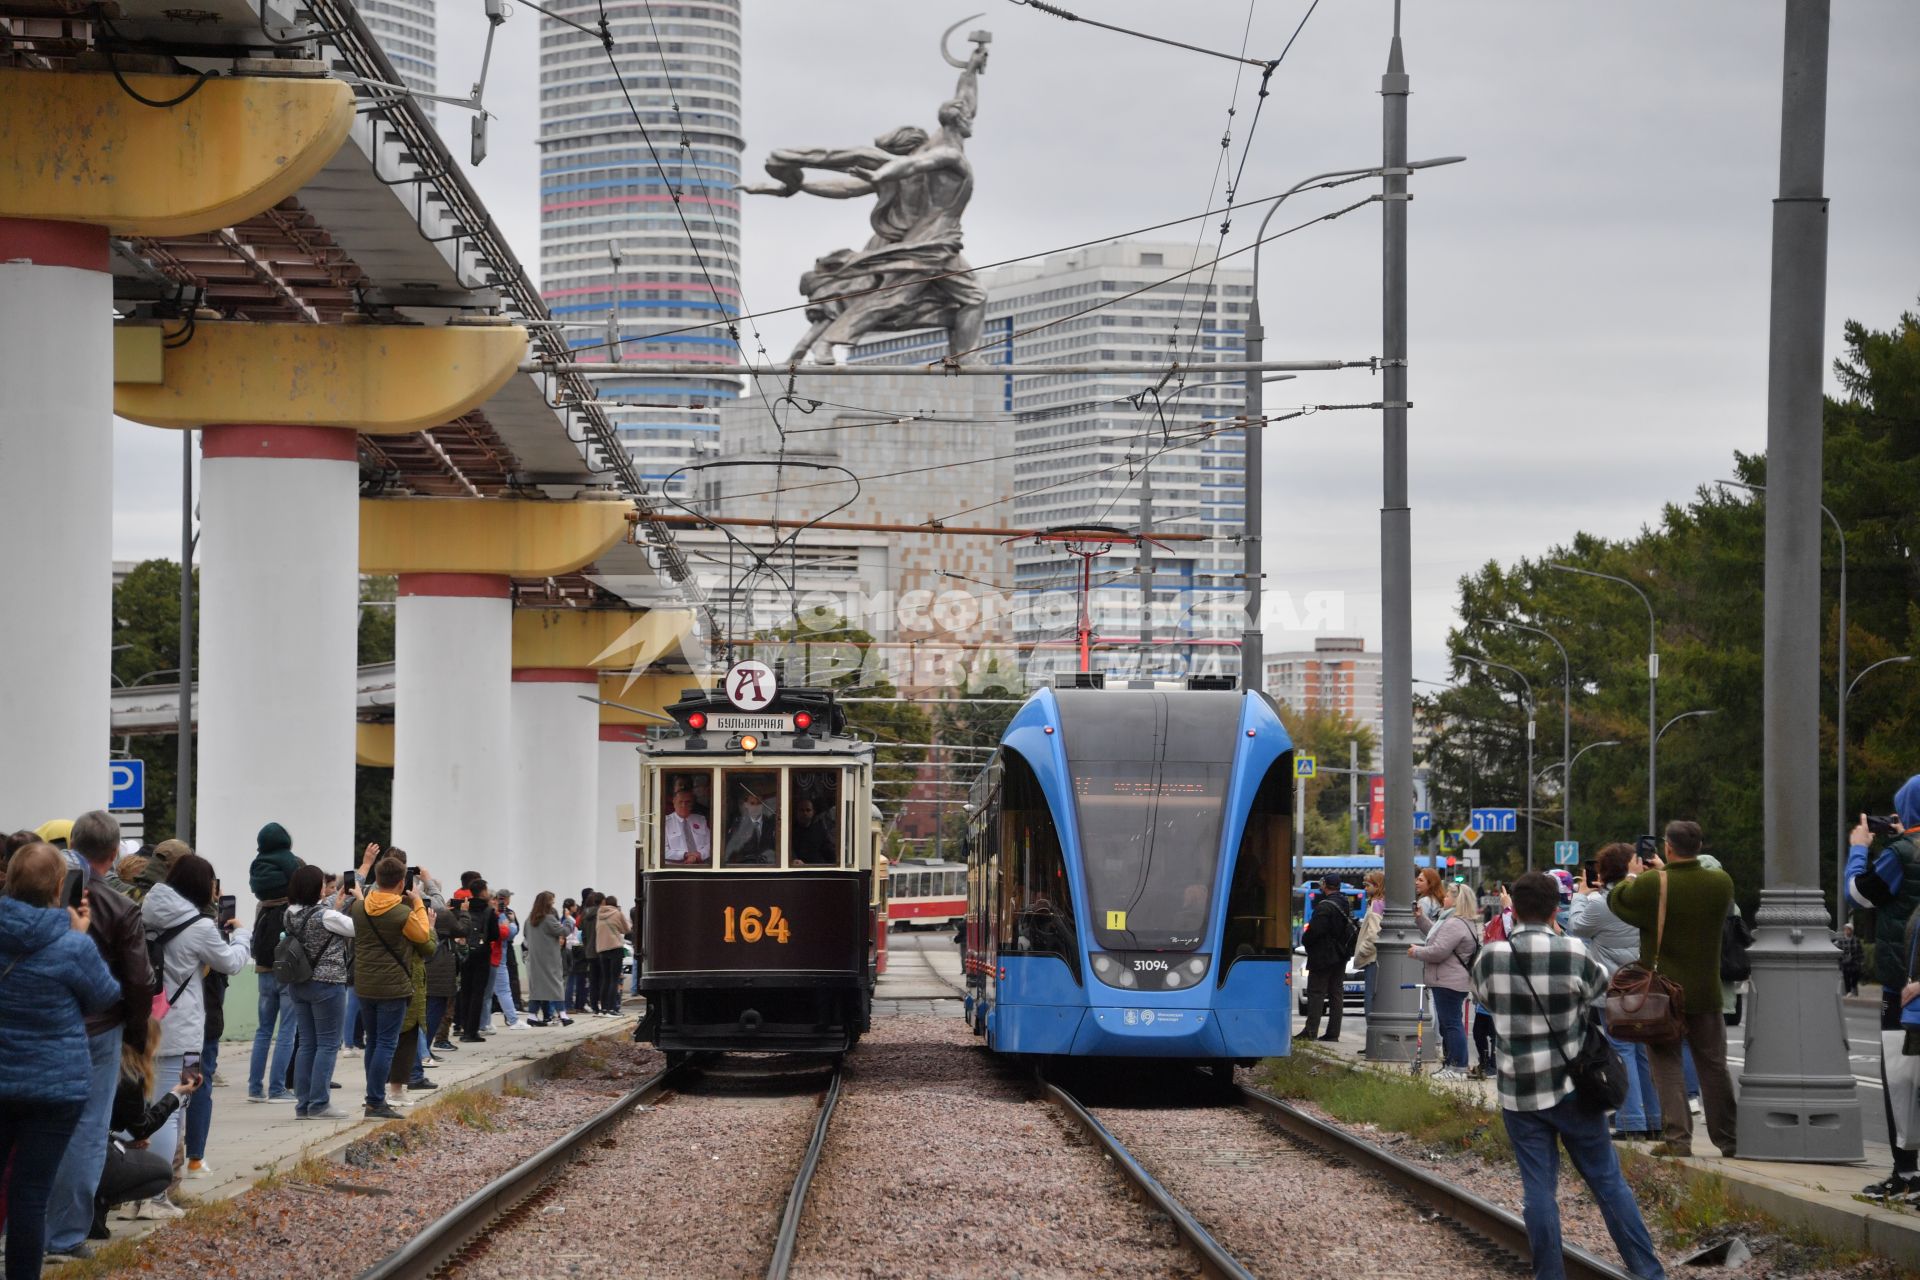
[1470,871,1666,1280]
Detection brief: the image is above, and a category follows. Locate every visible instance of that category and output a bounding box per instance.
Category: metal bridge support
[115,323,529,870]
[0,70,352,826]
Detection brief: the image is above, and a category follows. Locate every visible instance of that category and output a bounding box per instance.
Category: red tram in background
[884,857,967,929]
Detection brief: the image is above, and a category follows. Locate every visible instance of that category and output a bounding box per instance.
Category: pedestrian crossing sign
[1294,755,1316,778]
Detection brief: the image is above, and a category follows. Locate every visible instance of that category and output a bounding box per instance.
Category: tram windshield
[1057,691,1239,952]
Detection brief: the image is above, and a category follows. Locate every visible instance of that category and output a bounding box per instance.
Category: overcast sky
[110,0,1920,680]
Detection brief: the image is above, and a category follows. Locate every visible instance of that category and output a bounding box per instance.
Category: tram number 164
[721,905,792,945]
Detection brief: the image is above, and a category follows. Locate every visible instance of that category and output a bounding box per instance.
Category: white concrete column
[507,668,599,903]
[392,574,512,885]
[597,727,646,899]
[0,220,112,823]
[198,425,359,870]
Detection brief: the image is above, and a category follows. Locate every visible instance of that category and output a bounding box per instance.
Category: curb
[1670,1155,1920,1271]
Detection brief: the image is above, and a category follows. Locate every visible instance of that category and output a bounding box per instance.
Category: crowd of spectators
[0,810,635,1276]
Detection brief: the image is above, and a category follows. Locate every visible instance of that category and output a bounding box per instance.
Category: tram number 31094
[721,905,793,945]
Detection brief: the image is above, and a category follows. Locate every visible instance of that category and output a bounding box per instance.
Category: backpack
[273,908,334,986]
[1720,910,1754,983]
[147,921,195,1018]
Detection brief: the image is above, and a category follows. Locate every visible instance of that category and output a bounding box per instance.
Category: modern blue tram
[960,680,1296,1064]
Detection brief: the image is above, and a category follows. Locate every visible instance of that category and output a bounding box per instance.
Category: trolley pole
[1367,1,1422,1064]
[1738,0,1860,1162]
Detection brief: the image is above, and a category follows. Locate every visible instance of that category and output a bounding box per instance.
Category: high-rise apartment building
[537,0,744,495]
[1265,636,1385,751]
[848,240,1251,681]
[359,0,436,107]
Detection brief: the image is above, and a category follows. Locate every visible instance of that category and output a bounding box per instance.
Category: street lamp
[1460,654,1535,869]
[1718,478,1849,924]
[1241,154,1464,680]
[1657,708,1720,742]
[1535,740,1623,847]
[1474,617,1572,841]
[1550,563,1658,836]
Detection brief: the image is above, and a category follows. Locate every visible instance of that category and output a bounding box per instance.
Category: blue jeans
[291,981,347,1115]
[44,1026,121,1252]
[185,1037,219,1160]
[483,963,519,1029]
[1433,985,1469,1069]
[533,999,564,1022]
[424,994,450,1050]
[1503,1094,1667,1280]
[0,1098,85,1278]
[148,1052,187,1166]
[250,970,297,1097]
[361,997,408,1108]
[1682,1041,1701,1098]
[568,959,591,1010]
[1362,962,1378,1016]
[1609,1032,1663,1133]
[344,986,364,1049]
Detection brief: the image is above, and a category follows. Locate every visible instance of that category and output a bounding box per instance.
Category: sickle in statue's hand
[941,14,986,68]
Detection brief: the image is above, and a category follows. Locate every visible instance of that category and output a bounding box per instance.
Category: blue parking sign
[109,759,145,811]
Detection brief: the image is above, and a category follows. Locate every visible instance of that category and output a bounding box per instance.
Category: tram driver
[791,796,836,865]
[663,786,713,866]
[724,783,781,865]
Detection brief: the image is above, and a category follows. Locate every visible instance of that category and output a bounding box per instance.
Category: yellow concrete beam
[357,722,395,769]
[0,69,353,236]
[598,673,687,725]
[513,608,695,672]
[361,498,633,578]
[115,321,526,434]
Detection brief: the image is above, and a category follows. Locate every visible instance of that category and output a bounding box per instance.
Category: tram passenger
[663,788,713,866]
[791,797,836,865]
[724,785,780,866]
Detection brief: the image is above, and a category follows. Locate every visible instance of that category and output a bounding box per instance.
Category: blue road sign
[1554,841,1580,866]
[1294,754,1316,779]
[1413,810,1433,831]
[109,759,145,811]
[1469,807,1519,834]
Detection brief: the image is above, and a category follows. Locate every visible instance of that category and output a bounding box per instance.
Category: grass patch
[1257,1047,1510,1163]
[344,1086,506,1166]
[53,1196,245,1279]
[501,1078,536,1098]
[546,1042,613,1080]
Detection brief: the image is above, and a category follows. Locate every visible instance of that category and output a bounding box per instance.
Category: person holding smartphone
[1568,844,1661,1140]
[1846,776,1920,1198]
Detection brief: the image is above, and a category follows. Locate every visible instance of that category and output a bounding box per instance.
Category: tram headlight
[740,734,759,753]
[1116,969,1137,988]
[1164,970,1183,988]
[1092,954,1113,975]
[1187,958,1206,976]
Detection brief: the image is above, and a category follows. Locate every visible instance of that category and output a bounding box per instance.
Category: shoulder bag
[272,908,333,986]
[1605,870,1688,1044]
[1516,953,1630,1112]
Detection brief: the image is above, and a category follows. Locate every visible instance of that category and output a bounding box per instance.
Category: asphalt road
[1724,995,1889,1149]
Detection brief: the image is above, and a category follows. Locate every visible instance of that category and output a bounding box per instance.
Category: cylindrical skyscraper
[538,0,744,496]
[359,0,436,105]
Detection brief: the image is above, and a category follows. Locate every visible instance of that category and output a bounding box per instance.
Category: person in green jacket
[351,857,434,1120]
[1607,819,1738,1159]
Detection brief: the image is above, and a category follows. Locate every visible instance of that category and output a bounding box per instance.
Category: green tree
[1428,301,1920,913]
[1274,704,1377,853]
[354,576,398,847]
[111,560,197,841]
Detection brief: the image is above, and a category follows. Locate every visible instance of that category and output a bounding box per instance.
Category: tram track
[357,1054,842,1280]
[1040,1071,1637,1280]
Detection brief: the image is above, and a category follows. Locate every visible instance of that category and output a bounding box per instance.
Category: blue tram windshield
[1056,692,1239,952]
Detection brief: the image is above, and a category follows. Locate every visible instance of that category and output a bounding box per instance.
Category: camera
[1866,814,1901,840]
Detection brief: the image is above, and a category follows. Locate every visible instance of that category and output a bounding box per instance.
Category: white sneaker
[1689,1097,1704,1116]
[304,1106,351,1120]
[339,1047,361,1059]
[137,1197,185,1220]
[185,1160,215,1180]
[1433,1067,1464,1081]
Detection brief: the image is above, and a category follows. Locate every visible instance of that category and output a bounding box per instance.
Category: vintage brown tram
[633,673,879,1055]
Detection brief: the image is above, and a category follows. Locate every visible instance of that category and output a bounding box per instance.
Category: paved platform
[875,927,967,1015]
[1308,1009,1920,1268]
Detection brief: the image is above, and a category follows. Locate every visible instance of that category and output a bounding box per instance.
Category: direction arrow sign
[1554,841,1580,866]
[109,759,144,811]
[1413,810,1433,831]
[1294,754,1316,779]
[1469,807,1519,834]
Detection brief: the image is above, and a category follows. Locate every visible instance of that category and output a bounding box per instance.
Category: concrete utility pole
[1137,464,1154,670]
[1738,0,1861,1163]
[177,431,194,844]
[1349,738,1361,855]
[1367,0,1421,1063]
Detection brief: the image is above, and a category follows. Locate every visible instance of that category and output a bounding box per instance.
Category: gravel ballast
[788,1016,1199,1280]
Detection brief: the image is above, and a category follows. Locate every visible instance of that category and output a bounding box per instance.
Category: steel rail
[1234,1085,1635,1280]
[1041,1078,1257,1280]
[765,1062,844,1280]
[355,1060,689,1280]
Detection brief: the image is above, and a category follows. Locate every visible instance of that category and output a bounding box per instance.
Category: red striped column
[508,668,600,900]
[0,220,114,821]
[197,425,360,866]
[391,573,514,882]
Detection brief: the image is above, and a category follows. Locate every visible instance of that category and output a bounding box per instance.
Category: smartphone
[343,867,358,890]
[1867,814,1901,840]
[217,894,237,926]
[405,866,419,892]
[62,867,86,910]
[1580,860,1598,885]
[1635,834,1659,859]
